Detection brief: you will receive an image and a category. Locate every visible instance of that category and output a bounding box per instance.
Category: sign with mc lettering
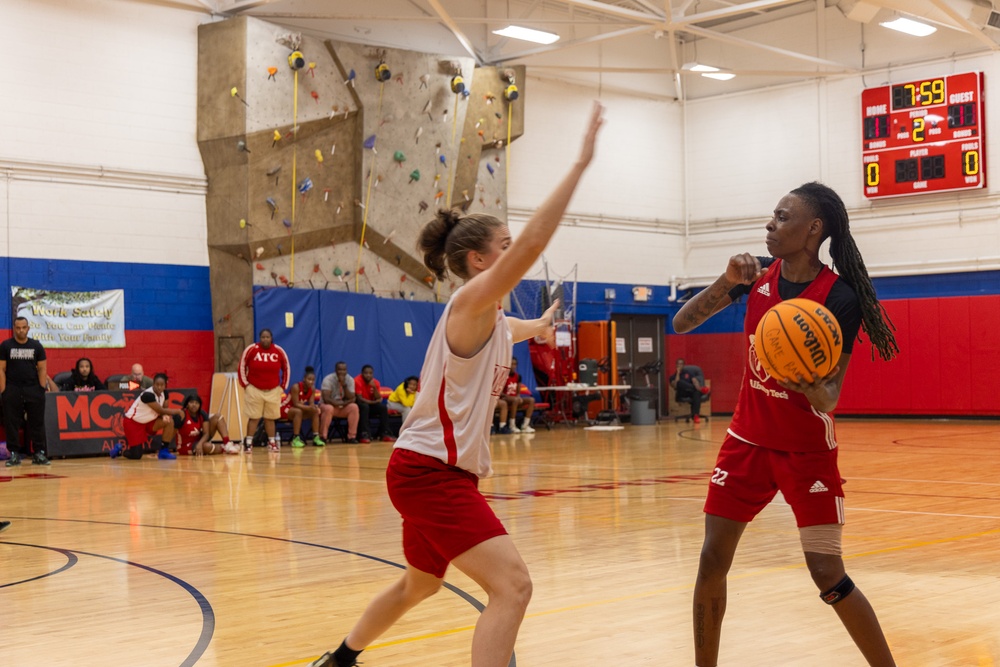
[12,287,125,348]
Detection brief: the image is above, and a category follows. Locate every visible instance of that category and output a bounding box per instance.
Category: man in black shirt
[0,317,51,466]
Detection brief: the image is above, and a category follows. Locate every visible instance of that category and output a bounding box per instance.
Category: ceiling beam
[926,0,1000,51]
[239,14,611,24]
[220,0,283,12]
[671,0,807,27]
[492,25,656,62]
[680,24,855,71]
[426,0,483,63]
[120,0,214,13]
[543,0,663,23]
[528,64,843,77]
[629,0,667,18]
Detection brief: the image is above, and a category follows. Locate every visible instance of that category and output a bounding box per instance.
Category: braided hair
[418,209,504,280]
[791,182,899,361]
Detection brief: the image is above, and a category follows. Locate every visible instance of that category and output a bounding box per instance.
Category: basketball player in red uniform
[673,182,899,666]
[174,394,237,456]
[309,103,603,667]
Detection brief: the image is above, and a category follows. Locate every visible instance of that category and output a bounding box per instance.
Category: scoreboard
[861,71,986,199]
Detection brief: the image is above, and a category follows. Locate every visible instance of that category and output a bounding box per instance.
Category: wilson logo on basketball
[753,298,843,383]
[792,313,828,367]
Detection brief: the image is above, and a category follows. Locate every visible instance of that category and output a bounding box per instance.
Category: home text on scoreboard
[861,72,986,199]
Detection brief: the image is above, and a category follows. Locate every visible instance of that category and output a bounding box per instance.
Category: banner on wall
[11,287,126,348]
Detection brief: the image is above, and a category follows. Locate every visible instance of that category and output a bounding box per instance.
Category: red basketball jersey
[729,259,841,453]
[177,410,208,455]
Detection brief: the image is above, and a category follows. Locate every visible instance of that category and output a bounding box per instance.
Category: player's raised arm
[673,253,767,333]
[455,102,603,318]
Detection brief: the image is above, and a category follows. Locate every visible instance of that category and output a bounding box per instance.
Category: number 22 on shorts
[711,467,729,486]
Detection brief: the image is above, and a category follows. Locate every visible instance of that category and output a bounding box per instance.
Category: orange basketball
[753,298,843,382]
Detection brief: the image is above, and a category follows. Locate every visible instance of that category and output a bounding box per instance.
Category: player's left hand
[776,365,840,394]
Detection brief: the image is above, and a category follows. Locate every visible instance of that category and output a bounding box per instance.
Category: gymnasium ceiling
[162,0,1000,99]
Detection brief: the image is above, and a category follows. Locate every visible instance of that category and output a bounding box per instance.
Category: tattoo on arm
[676,279,733,332]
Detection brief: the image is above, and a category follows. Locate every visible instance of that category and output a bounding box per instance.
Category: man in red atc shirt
[238,328,290,453]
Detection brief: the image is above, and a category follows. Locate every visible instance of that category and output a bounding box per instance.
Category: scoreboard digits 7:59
[861,72,985,199]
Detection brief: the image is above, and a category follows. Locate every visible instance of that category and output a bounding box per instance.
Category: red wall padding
[667,295,1000,417]
[0,329,216,402]
[665,332,747,413]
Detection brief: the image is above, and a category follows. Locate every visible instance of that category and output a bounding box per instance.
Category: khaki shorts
[245,384,283,420]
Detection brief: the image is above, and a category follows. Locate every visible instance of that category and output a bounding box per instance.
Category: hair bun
[439,208,462,232]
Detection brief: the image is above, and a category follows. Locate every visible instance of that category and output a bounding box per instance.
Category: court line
[1,541,214,667]
[850,475,1000,488]
[0,544,78,588]
[62,460,386,485]
[847,506,1000,520]
[274,509,1000,664]
[8,517,514,667]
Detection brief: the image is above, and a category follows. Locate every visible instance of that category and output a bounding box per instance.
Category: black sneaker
[32,452,51,466]
[344,438,360,444]
[0,520,10,533]
[308,652,357,667]
[5,452,22,467]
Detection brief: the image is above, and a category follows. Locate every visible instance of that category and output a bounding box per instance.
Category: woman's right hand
[724,253,767,286]
[577,102,605,167]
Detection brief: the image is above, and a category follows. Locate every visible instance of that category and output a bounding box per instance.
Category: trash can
[628,387,658,425]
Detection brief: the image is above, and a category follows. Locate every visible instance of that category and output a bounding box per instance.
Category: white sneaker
[223,443,241,455]
[508,421,520,433]
[520,424,535,433]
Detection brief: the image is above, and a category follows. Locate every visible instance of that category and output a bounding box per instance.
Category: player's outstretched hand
[577,102,605,167]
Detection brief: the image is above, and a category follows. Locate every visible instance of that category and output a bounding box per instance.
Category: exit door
[611,314,665,417]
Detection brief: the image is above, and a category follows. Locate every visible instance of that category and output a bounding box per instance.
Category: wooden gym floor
[2,417,999,666]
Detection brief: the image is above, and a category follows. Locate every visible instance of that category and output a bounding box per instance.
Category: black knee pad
[819,575,855,605]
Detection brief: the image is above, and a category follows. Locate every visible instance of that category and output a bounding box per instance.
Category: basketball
[753,298,843,382]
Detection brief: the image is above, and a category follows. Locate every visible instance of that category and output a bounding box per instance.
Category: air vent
[987,10,1000,28]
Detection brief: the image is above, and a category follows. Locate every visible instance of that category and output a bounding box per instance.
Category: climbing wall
[198,17,524,368]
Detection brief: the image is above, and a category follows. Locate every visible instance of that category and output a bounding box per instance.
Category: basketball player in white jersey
[309,103,603,667]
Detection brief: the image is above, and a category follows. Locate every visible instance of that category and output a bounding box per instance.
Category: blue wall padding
[255,288,539,397]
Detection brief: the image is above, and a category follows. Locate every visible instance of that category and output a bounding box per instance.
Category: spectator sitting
[174,394,238,455]
[60,358,106,392]
[497,358,534,434]
[355,365,394,444]
[128,363,154,391]
[669,358,711,424]
[284,366,327,448]
[387,376,419,430]
[320,361,360,444]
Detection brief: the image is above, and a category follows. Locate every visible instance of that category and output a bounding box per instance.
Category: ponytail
[417,209,503,280]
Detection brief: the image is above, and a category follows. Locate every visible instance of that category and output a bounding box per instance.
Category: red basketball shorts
[386,447,508,578]
[123,416,162,447]
[704,434,845,528]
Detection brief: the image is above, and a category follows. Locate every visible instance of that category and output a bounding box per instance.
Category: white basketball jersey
[124,388,164,424]
[395,293,512,478]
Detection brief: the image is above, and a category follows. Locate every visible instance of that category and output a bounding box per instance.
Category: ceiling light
[682,63,719,72]
[682,63,735,80]
[493,25,560,44]
[879,17,937,37]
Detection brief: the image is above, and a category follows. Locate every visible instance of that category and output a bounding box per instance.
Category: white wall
[682,52,1000,284]
[507,77,685,283]
[4,1,998,283]
[0,0,209,266]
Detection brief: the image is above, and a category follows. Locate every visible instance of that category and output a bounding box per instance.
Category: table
[536,384,631,424]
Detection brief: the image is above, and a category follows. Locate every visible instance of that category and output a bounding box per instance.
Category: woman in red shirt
[674,182,899,667]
